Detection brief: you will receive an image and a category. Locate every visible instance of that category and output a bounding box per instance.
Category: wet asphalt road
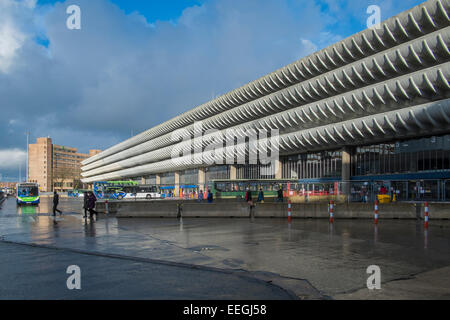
[0,197,449,299]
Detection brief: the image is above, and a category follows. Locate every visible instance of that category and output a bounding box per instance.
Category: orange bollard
[374,200,379,225]
[288,200,292,223]
[329,200,334,223]
[424,202,429,229]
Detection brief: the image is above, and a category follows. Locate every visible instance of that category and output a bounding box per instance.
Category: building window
[161,172,175,185]
[281,150,341,180]
[180,169,199,185]
[352,134,450,176]
[205,165,230,181]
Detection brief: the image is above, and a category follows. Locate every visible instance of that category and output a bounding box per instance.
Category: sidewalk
[0,241,295,300]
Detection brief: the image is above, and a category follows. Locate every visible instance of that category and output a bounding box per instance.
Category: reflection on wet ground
[1,197,449,297]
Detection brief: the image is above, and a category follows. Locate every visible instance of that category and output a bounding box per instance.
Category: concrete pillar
[198,168,205,192]
[230,165,237,180]
[341,147,352,196]
[174,171,180,197]
[275,159,282,180]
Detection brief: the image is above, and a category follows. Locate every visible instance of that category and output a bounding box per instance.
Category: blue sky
[0,0,424,181]
[38,0,205,22]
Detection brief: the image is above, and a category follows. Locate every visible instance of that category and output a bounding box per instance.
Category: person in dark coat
[257,188,264,203]
[53,191,62,216]
[277,187,284,202]
[87,192,98,220]
[207,190,213,203]
[83,192,89,218]
[245,188,255,209]
[245,188,252,202]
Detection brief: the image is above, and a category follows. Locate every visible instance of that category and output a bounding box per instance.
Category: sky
[0,0,424,181]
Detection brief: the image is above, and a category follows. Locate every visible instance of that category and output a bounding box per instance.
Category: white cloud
[0,0,329,141]
[299,39,318,58]
[1,0,421,159]
[0,0,424,181]
[0,148,26,169]
[0,0,28,73]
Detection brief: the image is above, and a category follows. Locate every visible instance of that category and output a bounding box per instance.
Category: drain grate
[187,245,229,252]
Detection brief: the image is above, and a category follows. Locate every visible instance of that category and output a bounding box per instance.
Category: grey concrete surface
[1,197,449,299]
[0,241,297,300]
[335,266,450,300]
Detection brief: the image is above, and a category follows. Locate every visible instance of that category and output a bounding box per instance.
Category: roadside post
[288,200,292,223]
[374,200,379,224]
[329,200,334,223]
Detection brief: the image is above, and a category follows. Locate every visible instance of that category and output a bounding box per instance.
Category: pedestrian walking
[87,192,99,221]
[245,188,254,209]
[83,192,89,218]
[53,191,62,216]
[207,190,213,203]
[257,188,264,203]
[360,188,367,203]
[277,187,284,202]
[198,190,204,202]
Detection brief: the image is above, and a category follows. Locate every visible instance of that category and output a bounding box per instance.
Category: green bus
[207,179,300,199]
[16,183,40,205]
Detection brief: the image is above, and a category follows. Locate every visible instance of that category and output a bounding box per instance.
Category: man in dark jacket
[245,188,252,202]
[277,188,284,202]
[83,192,89,218]
[245,188,255,209]
[207,190,213,203]
[53,191,62,216]
[87,192,99,221]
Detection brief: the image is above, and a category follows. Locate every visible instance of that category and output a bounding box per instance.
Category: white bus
[115,185,161,200]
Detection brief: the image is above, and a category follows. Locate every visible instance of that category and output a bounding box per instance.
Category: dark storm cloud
[0,0,423,180]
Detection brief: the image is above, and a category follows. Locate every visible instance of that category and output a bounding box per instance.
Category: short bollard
[105,200,109,215]
[374,200,379,225]
[424,202,429,229]
[329,200,334,223]
[288,200,292,223]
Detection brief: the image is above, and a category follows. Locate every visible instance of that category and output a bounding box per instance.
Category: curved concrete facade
[81,0,450,184]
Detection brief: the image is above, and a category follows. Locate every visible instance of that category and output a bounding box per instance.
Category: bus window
[18,186,38,197]
[215,182,227,192]
[17,183,40,205]
[123,186,136,194]
[143,186,155,193]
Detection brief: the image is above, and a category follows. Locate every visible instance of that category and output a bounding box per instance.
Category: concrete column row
[150,153,352,196]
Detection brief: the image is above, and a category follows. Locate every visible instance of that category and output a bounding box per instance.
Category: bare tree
[53,165,76,191]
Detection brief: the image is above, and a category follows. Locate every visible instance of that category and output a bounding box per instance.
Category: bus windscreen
[18,186,39,197]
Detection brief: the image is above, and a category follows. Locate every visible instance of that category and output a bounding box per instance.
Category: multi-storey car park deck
[81,0,450,201]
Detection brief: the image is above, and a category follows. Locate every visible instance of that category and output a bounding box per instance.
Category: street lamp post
[25,132,30,183]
